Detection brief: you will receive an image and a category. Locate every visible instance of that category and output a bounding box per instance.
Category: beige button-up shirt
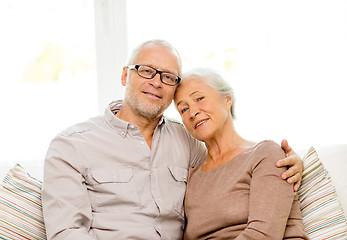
[42,101,207,240]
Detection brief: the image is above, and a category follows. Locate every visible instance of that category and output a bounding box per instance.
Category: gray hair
[126,39,182,76]
[180,68,236,119]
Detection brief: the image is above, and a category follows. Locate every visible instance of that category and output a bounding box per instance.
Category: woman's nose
[189,107,200,119]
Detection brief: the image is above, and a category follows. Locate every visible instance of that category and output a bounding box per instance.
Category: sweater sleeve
[235,140,295,240]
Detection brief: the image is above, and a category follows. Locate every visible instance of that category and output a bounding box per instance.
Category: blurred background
[0,0,346,168]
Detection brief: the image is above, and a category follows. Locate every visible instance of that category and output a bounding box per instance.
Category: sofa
[0,145,347,239]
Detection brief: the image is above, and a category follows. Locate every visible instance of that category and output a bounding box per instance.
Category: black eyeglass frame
[127,64,181,86]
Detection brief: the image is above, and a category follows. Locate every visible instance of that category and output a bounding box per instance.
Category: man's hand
[276,139,303,191]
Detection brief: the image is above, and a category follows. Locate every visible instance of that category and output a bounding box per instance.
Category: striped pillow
[298,147,347,239]
[0,164,46,239]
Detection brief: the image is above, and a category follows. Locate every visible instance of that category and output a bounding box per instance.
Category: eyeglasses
[127,65,181,86]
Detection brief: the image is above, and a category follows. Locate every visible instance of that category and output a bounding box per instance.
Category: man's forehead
[137,44,178,59]
[135,45,180,73]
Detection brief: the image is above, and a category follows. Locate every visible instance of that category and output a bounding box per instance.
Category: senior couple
[42,40,309,239]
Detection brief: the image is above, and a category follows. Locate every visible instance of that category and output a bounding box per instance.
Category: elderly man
[42,39,302,240]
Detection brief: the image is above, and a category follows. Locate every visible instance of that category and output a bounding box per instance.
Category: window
[1,0,346,168]
[125,0,347,150]
[0,0,97,165]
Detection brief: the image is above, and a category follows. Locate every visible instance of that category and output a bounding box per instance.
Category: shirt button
[140,141,145,145]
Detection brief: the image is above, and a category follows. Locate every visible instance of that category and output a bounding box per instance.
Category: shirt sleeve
[42,134,95,240]
[235,141,295,240]
[187,131,207,167]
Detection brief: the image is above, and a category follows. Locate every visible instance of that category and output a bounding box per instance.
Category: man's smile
[143,91,162,99]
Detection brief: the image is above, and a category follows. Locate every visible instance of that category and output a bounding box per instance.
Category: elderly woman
[174,68,309,239]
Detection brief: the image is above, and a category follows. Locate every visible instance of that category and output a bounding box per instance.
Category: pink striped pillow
[0,164,46,239]
[298,147,347,239]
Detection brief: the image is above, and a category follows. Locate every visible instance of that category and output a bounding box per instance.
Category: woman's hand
[276,139,303,191]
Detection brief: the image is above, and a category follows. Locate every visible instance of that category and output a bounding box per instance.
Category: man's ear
[121,66,128,86]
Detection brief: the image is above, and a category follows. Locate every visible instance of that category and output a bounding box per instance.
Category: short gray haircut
[180,68,236,118]
[126,39,182,76]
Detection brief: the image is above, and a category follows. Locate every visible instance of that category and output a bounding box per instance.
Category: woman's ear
[226,96,233,108]
[121,66,128,86]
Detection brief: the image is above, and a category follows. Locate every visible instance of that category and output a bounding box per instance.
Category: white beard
[124,92,165,120]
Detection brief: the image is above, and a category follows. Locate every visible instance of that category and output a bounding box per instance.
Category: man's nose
[148,73,162,88]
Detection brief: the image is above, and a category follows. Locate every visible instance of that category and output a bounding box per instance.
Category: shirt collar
[105,100,166,137]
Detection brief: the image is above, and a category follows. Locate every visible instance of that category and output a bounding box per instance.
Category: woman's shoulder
[249,140,285,165]
[252,140,283,153]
